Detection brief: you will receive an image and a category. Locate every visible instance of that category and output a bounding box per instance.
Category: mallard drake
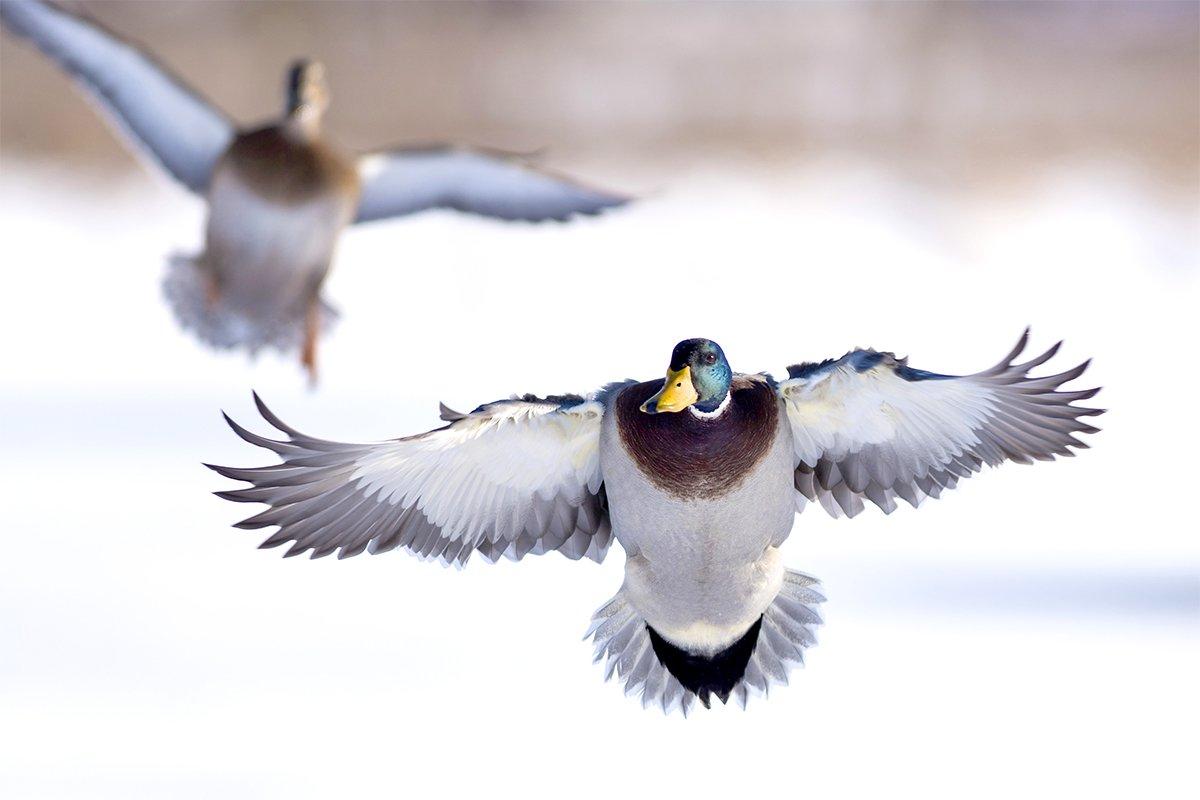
[209,331,1101,713]
[1,0,629,380]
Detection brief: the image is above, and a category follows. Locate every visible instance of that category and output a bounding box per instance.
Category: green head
[640,338,733,415]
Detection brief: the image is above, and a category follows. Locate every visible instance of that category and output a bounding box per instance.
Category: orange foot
[204,274,221,311]
[301,301,319,388]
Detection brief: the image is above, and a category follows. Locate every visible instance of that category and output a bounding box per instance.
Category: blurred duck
[211,331,1101,713]
[1,0,630,380]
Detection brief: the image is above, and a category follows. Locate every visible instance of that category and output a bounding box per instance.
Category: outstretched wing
[1,0,234,193]
[354,146,629,224]
[777,330,1102,518]
[210,391,618,565]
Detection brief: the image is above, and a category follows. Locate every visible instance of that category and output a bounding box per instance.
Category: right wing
[1,0,234,193]
[209,390,623,565]
[354,146,630,224]
[778,331,1102,518]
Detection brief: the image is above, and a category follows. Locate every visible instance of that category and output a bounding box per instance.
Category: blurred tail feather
[163,253,336,355]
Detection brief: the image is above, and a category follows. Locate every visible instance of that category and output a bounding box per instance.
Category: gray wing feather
[780,330,1102,518]
[209,391,612,566]
[1,0,233,192]
[354,146,629,224]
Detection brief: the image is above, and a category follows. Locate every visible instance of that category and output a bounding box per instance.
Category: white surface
[1,159,1197,799]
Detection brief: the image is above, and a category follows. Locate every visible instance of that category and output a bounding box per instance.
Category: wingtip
[589,191,634,216]
[221,410,252,440]
[251,391,298,435]
[604,191,634,208]
[1014,326,1031,351]
[220,407,295,452]
[251,389,268,417]
[977,327,1036,376]
[283,541,311,558]
[205,462,258,482]
[438,401,467,422]
[1011,327,1031,356]
[213,488,259,503]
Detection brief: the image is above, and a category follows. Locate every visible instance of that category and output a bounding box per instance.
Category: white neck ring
[688,392,731,420]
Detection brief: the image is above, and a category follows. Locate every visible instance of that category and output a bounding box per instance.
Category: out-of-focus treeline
[1,0,1196,195]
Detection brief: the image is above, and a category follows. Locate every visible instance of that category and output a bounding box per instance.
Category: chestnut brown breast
[222,127,360,206]
[615,376,779,500]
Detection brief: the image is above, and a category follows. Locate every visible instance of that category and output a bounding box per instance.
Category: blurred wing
[354,146,629,223]
[209,391,618,565]
[778,330,1103,518]
[1,0,233,193]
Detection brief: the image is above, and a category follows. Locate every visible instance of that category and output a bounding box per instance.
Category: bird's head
[286,59,330,127]
[640,338,733,415]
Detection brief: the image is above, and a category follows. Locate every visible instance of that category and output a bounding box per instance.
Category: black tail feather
[647,617,763,708]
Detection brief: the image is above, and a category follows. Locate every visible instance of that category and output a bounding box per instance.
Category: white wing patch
[211,393,612,565]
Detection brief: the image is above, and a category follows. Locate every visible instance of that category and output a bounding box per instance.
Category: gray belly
[202,166,357,317]
[599,409,797,654]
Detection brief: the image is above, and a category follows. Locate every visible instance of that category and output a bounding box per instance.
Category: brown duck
[2,1,630,381]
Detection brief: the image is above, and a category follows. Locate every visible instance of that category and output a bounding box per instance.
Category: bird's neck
[285,107,323,141]
[689,391,732,419]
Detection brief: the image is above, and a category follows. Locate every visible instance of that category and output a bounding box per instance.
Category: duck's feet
[203,273,221,311]
[301,300,319,387]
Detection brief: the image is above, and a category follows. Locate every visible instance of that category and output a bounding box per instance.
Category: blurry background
[5,0,1199,205]
[1,2,1197,799]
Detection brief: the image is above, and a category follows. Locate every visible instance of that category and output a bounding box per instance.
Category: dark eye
[704,353,717,365]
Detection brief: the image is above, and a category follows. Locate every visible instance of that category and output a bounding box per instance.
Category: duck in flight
[210,330,1101,713]
[1,0,630,380]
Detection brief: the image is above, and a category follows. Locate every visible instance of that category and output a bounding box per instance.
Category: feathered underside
[778,329,1103,518]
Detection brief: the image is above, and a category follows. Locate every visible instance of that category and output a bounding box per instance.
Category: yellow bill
[640,366,699,413]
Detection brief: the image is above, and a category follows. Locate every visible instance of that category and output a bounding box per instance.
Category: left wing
[209,391,619,565]
[1,0,234,193]
[354,145,629,224]
[778,330,1102,518]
